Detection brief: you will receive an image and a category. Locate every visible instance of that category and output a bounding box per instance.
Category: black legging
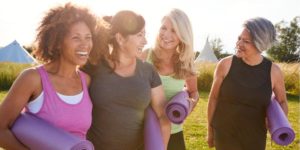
[167,131,186,150]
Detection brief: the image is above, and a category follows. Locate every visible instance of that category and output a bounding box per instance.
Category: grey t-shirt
[85,59,161,150]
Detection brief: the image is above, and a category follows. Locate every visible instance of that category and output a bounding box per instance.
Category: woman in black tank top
[207,17,288,150]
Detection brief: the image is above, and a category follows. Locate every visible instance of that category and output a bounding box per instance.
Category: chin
[235,51,244,58]
[78,60,88,66]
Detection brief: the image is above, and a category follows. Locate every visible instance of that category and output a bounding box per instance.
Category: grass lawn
[0,91,299,150]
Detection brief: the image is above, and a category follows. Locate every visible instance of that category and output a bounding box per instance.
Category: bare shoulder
[8,67,42,99]
[17,67,41,85]
[215,55,233,78]
[218,55,233,67]
[271,63,283,75]
[271,63,284,83]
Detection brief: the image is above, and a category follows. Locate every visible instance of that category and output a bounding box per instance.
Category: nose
[142,36,147,46]
[81,38,92,48]
[236,39,244,47]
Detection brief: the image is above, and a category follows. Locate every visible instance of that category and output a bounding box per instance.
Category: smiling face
[60,21,92,66]
[158,17,180,51]
[235,28,259,58]
[120,27,147,58]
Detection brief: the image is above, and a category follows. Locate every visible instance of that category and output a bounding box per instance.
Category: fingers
[187,98,197,111]
[206,129,215,148]
[206,136,215,148]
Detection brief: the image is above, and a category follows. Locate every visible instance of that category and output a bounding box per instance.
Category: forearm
[279,100,288,116]
[188,91,199,112]
[207,98,217,128]
[158,116,171,150]
[0,129,28,150]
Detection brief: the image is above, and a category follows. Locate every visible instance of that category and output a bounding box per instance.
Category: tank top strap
[78,70,89,96]
[37,66,55,95]
[231,55,238,67]
[264,57,272,74]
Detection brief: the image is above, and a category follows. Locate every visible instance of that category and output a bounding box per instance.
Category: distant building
[195,37,218,63]
[0,40,37,64]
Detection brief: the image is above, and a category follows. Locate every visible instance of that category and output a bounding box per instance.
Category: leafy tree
[210,38,231,59]
[267,16,300,62]
[23,45,33,54]
[194,51,200,59]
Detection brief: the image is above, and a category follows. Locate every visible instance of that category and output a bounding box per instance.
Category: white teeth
[76,51,88,55]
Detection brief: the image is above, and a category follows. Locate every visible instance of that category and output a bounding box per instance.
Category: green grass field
[0,91,299,150]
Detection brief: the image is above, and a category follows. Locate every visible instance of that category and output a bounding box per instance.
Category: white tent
[195,37,218,63]
[0,40,37,64]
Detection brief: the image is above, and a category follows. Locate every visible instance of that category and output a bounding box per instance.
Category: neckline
[236,55,265,67]
[109,58,139,78]
[40,66,85,105]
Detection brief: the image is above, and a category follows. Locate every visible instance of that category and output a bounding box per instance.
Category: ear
[56,42,62,50]
[115,33,124,46]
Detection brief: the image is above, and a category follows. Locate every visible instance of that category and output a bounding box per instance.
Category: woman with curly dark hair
[0,3,107,149]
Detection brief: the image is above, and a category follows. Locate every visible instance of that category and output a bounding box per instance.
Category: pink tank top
[25,66,92,139]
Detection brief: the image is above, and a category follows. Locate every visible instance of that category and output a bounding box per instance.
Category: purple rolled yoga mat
[165,91,190,124]
[267,96,295,146]
[144,107,164,150]
[11,113,94,150]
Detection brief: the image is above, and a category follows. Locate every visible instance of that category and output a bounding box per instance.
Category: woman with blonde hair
[140,8,199,150]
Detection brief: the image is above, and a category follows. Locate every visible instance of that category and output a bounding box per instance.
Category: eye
[244,40,251,44]
[72,36,80,40]
[85,36,92,40]
[160,26,167,31]
[171,29,176,33]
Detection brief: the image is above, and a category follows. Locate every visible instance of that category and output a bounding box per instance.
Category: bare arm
[0,69,40,150]
[271,63,288,115]
[151,85,171,150]
[185,75,199,111]
[207,57,232,148]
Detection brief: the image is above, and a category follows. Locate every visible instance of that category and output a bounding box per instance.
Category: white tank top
[27,91,83,113]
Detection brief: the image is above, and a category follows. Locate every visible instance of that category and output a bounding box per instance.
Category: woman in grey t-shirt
[82,10,171,150]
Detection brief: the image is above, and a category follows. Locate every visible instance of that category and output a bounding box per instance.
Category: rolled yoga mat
[165,91,190,124]
[11,113,94,150]
[267,96,295,146]
[144,107,164,150]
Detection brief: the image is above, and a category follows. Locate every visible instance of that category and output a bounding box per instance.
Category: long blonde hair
[152,8,195,79]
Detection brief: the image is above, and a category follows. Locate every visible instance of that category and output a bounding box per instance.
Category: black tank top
[212,55,272,133]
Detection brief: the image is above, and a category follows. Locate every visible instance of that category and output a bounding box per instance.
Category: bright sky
[0,0,299,54]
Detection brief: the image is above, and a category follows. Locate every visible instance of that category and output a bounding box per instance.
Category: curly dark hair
[33,2,108,64]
